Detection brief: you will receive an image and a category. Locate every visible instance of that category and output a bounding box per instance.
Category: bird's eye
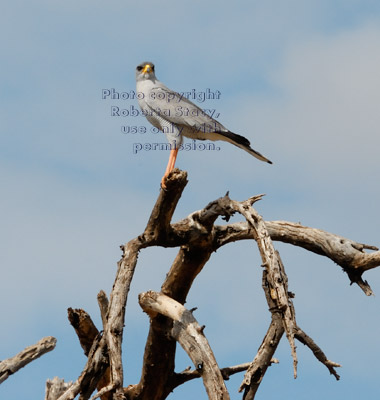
[136,66,143,71]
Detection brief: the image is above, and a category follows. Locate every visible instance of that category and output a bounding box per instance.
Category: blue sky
[1,1,380,399]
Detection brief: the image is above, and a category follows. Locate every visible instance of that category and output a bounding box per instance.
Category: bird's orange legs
[161,148,179,189]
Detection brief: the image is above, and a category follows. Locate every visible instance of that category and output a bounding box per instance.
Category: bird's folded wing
[145,86,228,134]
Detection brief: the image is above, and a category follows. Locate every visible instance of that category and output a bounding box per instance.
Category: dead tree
[2,169,379,399]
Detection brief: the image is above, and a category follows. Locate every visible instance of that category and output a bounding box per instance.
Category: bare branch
[0,336,56,384]
[294,326,341,380]
[67,308,111,400]
[220,363,256,380]
[240,271,284,399]
[97,291,109,331]
[67,309,99,357]
[139,291,230,400]
[101,237,141,398]
[57,333,108,400]
[170,362,255,388]
[141,169,188,245]
[45,377,73,400]
[56,377,81,400]
[229,199,298,379]
[215,220,379,295]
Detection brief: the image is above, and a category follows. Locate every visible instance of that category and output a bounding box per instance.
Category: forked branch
[139,291,229,400]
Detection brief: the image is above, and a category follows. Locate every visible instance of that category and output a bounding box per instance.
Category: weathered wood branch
[140,169,189,246]
[57,327,112,400]
[0,336,56,384]
[67,308,111,400]
[168,362,258,389]
[239,270,284,399]
[68,308,100,357]
[220,363,259,380]
[45,377,73,400]
[139,291,229,400]
[294,326,341,380]
[214,220,379,295]
[97,290,109,331]
[228,198,298,379]
[56,380,81,400]
[162,360,275,398]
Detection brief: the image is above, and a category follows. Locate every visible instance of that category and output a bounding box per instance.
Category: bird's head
[136,61,156,82]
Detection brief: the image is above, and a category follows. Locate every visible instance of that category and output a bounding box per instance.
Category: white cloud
[234,23,380,179]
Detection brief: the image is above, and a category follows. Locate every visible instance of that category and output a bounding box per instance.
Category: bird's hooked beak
[142,64,152,74]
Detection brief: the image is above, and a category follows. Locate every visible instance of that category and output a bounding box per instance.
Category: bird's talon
[160,178,168,191]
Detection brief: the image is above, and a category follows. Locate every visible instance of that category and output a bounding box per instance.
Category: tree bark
[0,336,56,384]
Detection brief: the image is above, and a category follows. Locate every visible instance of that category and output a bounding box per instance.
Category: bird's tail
[218,131,273,164]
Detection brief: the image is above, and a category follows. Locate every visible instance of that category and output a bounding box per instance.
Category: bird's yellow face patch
[142,64,152,74]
